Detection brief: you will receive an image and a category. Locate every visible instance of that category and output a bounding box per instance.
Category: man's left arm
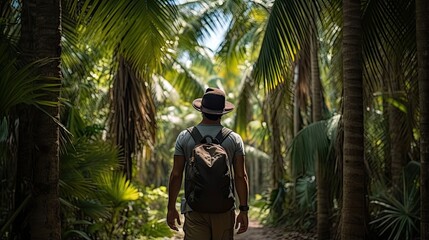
[234,154,249,234]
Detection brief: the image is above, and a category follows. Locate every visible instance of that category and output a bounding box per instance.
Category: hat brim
[192,98,235,115]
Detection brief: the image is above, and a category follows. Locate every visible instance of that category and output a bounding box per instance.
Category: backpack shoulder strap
[187,126,203,144]
[215,127,233,144]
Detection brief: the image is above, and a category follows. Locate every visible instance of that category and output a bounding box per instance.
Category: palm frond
[233,74,257,138]
[0,1,21,44]
[177,0,229,50]
[254,0,317,90]
[163,58,207,103]
[362,0,416,99]
[370,161,420,240]
[61,1,96,82]
[109,57,157,155]
[321,1,343,110]
[60,138,120,200]
[72,200,110,220]
[1,0,61,113]
[0,44,57,117]
[295,175,316,211]
[216,1,270,79]
[96,172,139,208]
[63,229,92,240]
[76,0,179,72]
[289,115,340,177]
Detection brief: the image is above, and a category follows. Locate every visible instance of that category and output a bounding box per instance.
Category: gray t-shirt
[174,123,245,213]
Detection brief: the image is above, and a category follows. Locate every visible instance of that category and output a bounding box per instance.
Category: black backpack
[184,126,235,213]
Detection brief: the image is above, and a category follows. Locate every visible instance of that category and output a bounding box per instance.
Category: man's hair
[203,112,222,121]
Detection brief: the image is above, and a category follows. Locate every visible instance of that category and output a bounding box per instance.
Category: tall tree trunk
[387,60,410,188]
[341,0,368,239]
[269,92,285,186]
[13,0,36,238]
[294,62,301,137]
[311,35,322,122]
[311,31,330,240]
[417,0,429,238]
[25,0,62,239]
[382,78,392,182]
[14,0,62,238]
[388,97,409,186]
[266,89,286,221]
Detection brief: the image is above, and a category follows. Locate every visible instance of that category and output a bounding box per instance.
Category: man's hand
[167,208,181,231]
[235,211,249,234]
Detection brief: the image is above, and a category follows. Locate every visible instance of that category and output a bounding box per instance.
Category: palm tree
[13,1,38,236]
[416,0,429,238]
[0,1,65,237]
[266,86,287,187]
[110,57,156,180]
[340,0,367,238]
[18,0,62,238]
[361,0,417,188]
[253,0,337,237]
[309,7,332,239]
[69,0,180,181]
[252,0,420,233]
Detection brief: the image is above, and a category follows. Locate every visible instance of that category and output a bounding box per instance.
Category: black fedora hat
[192,88,235,115]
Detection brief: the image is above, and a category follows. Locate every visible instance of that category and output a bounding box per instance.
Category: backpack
[184,126,235,213]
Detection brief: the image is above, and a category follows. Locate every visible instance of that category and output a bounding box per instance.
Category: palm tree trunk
[311,34,322,122]
[13,1,36,237]
[13,106,34,239]
[27,0,62,238]
[341,0,368,239]
[316,159,331,239]
[293,89,301,135]
[294,62,302,137]
[386,59,410,188]
[417,0,429,238]
[388,98,409,187]
[311,31,330,240]
[269,96,285,186]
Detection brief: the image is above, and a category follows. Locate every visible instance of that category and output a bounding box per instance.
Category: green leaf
[96,172,140,208]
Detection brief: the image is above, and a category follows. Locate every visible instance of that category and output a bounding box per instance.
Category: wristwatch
[239,205,249,211]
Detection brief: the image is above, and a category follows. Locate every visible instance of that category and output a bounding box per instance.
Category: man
[167,87,249,239]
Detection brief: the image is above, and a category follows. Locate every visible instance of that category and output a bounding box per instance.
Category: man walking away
[167,87,249,239]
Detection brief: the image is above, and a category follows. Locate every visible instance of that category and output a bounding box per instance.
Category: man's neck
[200,118,221,125]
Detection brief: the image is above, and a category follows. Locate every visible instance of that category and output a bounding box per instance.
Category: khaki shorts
[184,210,235,240]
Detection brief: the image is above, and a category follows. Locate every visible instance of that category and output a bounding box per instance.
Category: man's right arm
[167,155,185,231]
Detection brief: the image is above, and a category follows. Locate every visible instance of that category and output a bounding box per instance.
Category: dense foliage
[0,0,428,239]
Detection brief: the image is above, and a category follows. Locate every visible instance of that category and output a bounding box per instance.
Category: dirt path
[234,219,316,240]
[170,218,316,240]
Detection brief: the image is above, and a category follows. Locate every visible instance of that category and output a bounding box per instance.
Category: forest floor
[169,217,317,240]
[233,218,316,240]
